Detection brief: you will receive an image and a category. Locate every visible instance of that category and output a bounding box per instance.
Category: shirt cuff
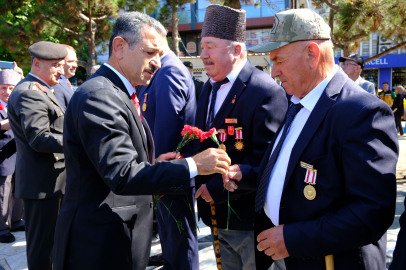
[186,157,198,178]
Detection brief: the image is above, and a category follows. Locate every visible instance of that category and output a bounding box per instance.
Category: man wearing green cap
[224,8,397,270]
[7,41,67,270]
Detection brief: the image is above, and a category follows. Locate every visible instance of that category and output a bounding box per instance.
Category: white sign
[187,42,196,53]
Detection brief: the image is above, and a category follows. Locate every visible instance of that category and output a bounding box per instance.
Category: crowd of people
[0,5,406,270]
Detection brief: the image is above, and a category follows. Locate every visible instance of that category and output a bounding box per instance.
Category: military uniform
[193,76,204,101]
[7,41,67,270]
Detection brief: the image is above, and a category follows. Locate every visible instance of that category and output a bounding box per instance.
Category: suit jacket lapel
[210,61,253,129]
[282,68,347,191]
[96,65,149,159]
[193,81,212,154]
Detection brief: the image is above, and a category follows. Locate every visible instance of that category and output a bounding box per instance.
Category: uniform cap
[183,61,193,69]
[339,54,365,69]
[0,70,21,86]
[28,41,68,60]
[250,9,331,53]
[202,4,246,43]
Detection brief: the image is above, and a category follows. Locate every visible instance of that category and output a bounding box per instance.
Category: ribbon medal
[300,162,317,200]
[234,127,244,151]
[218,129,227,151]
[142,93,148,112]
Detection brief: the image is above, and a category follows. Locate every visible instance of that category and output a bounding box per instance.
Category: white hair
[228,40,247,59]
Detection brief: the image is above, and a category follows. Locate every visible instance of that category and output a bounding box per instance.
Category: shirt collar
[60,75,68,83]
[103,63,135,96]
[28,73,53,89]
[355,76,362,85]
[210,58,248,85]
[0,100,7,108]
[291,65,339,112]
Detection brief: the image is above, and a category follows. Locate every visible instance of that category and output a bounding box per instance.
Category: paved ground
[1,139,406,270]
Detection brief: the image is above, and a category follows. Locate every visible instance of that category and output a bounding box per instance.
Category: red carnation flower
[0,104,4,110]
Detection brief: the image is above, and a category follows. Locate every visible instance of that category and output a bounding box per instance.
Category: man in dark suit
[225,9,398,270]
[194,5,288,269]
[52,12,230,270]
[183,61,204,102]
[138,39,198,269]
[8,41,67,270]
[53,44,77,111]
[0,70,24,244]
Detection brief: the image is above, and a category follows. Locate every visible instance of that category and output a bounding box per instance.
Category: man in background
[8,41,67,270]
[379,81,396,106]
[54,44,77,111]
[392,85,405,139]
[90,65,101,76]
[0,70,24,244]
[138,38,198,270]
[339,54,375,95]
[183,61,204,102]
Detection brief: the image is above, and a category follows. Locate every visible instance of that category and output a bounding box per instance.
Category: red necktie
[131,93,142,121]
[66,80,74,91]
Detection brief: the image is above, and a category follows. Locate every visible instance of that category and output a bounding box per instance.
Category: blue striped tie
[255,103,303,213]
[205,77,229,131]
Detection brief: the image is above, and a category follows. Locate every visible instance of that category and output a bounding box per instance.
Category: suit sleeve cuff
[186,157,198,178]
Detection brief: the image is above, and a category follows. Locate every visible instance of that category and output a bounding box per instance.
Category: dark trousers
[24,195,63,270]
[0,174,24,235]
[156,188,199,270]
[395,115,403,135]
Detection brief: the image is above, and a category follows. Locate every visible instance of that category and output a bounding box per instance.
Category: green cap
[250,9,331,53]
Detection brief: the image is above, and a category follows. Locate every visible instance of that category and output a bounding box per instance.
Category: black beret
[183,61,193,69]
[28,41,68,60]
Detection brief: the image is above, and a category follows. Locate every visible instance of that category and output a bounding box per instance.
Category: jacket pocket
[95,204,137,225]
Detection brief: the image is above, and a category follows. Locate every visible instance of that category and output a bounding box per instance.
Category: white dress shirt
[103,64,198,178]
[206,58,247,122]
[264,65,339,225]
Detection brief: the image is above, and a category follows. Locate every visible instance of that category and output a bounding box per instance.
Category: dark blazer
[389,197,406,270]
[52,65,193,270]
[53,77,74,111]
[253,69,398,270]
[138,51,196,157]
[8,74,66,199]
[193,60,288,231]
[0,108,16,176]
[392,92,404,117]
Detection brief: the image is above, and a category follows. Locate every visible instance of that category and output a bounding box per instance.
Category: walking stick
[210,201,222,270]
[325,255,334,270]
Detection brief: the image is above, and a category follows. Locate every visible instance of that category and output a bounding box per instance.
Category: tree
[312,0,406,62]
[0,0,125,75]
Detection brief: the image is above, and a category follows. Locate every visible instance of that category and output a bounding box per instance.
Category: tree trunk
[171,4,180,56]
[342,43,350,56]
[88,0,95,77]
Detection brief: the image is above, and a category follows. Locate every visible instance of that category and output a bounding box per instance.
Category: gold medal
[304,185,316,200]
[235,141,244,151]
[142,103,147,111]
[220,143,226,151]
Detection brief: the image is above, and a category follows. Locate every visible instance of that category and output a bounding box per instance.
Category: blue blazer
[193,60,288,230]
[53,78,73,111]
[138,52,196,158]
[253,68,398,270]
[0,108,16,176]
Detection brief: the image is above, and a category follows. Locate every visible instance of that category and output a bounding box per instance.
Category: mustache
[204,61,214,65]
[143,65,157,74]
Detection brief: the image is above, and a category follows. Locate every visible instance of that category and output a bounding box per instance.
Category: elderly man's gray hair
[109,12,167,58]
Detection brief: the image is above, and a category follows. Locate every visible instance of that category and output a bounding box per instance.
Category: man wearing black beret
[7,41,67,270]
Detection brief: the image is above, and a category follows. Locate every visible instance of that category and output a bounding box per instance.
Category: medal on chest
[142,93,148,112]
[217,129,227,151]
[300,162,317,200]
[234,127,244,151]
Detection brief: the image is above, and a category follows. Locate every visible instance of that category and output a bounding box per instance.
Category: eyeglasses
[341,62,359,68]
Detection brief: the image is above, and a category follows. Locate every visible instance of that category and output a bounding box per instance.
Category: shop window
[361,41,369,56]
[361,69,379,90]
[392,68,406,89]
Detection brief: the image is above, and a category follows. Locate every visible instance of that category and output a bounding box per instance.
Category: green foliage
[313,0,406,56]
